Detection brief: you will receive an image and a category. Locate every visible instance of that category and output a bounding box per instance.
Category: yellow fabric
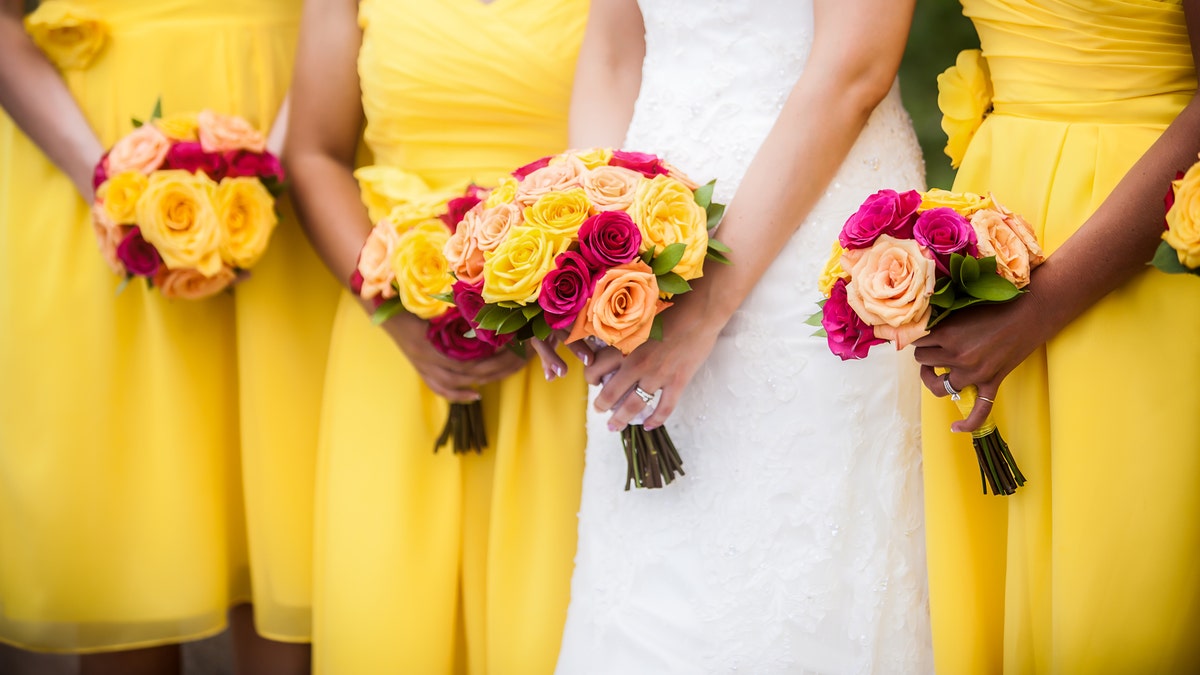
[312,1,589,674]
[924,1,1200,672]
[0,0,333,651]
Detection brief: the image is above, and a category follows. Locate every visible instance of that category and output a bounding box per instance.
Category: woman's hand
[381,312,527,401]
[528,330,596,381]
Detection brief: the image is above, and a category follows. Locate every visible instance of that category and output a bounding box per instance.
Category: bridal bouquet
[1153,156,1200,276]
[447,148,728,489]
[810,188,1043,495]
[353,185,500,454]
[91,102,283,299]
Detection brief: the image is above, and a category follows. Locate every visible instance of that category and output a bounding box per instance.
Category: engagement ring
[634,386,655,404]
[941,373,962,401]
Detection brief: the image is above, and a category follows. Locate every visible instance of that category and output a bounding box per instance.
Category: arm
[0,0,104,200]
[567,0,644,148]
[592,0,917,429]
[285,0,523,400]
[913,0,1200,432]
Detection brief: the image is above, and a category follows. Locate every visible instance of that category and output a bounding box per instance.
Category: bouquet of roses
[810,188,1044,495]
[444,148,728,489]
[91,102,284,299]
[1153,154,1200,276]
[352,184,502,454]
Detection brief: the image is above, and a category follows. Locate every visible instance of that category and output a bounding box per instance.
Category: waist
[992,91,1193,126]
[53,0,299,29]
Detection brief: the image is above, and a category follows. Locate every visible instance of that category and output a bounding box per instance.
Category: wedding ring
[633,385,655,404]
[978,395,995,404]
[941,373,962,401]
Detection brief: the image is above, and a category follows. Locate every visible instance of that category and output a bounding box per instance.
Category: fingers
[421,367,483,403]
[951,385,998,434]
[463,350,526,383]
[919,365,948,397]
[593,354,642,412]
[605,384,652,431]
[642,386,677,430]
[584,347,624,387]
[529,336,569,381]
[564,338,595,367]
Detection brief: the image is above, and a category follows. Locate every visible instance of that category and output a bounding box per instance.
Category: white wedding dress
[555,2,933,674]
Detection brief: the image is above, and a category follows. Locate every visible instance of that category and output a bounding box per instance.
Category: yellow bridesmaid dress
[0,0,334,652]
[311,1,588,673]
[923,1,1200,672]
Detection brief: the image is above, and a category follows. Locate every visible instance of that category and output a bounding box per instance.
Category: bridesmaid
[286,0,589,672]
[0,1,336,673]
[915,0,1200,671]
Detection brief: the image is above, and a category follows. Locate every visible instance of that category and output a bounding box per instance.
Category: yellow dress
[923,1,1200,672]
[0,0,335,652]
[311,1,588,673]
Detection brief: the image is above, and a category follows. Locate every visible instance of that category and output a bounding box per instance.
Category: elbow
[840,61,899,121]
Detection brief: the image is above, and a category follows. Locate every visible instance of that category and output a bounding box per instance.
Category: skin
[285,0,525,403]
[913,0,1200,432]
[546,0,917,431]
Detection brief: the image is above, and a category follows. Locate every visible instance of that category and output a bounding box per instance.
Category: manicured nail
[582,353,591,366]
[644,423,658,431]
[553,364,565,378]
[545,369,556,382]
[607,421,621,432]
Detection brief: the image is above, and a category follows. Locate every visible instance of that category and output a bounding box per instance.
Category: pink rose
[842,234,936,349]
[224,150,284,184]
[163,142,227,180]
[839,189,921,249]
[441,190,484,232]
[822,278,886,360]
[610,150,669,178]
[427,309,499,362]
[578,210,641,269]
[105,125,170,175]
[115,226,163,277]
[452,279,511,349]
[197,110,266,154]
[538,252,595,330]
[155,265,237,300]
[513,155,553,180]
[93,151,110,191]
[912,207,978,274]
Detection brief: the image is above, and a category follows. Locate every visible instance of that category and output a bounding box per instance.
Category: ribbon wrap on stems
[936,367,1025,495]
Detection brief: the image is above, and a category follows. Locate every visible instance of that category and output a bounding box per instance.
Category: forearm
[0,9,103,199]
[287,151,371,286]
[567,0,644,148]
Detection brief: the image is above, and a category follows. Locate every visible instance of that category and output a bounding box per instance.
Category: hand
[912,289,1051,432]
[528,329,596,381]
[381,312,527,401]
[591,301,721,431]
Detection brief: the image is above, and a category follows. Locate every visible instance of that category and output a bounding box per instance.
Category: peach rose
[842,235,936,349]
[660,160,701,191]
[567,261,671,355]
[155,266,236,300]
[555,147,613,170]
[357,221,401,300]
[91,203,127,275]
[581,165,643,212]
[443,209,486,285]
[472,202,522,252]
[970,204,1044,289]
[105,125,171,175]
[197,110,266,154]
[514,156,586,208]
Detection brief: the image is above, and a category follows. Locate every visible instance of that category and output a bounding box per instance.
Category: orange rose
[443,209,486,285]
[472,202,522,252]
[155,265,236,300]
[514,156,586,208]
[581,165,643,212]
[566,261,671,355]
[842,235,936,349]
[197,110,266,154]
[91,203,127,275]
[105,125,170,175]
[970,204,1044,289]
[357,222,401,299]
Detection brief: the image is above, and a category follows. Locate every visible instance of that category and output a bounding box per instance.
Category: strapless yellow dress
[0,0,336,651]
[311,1,589,673]
[923,1,1200,672]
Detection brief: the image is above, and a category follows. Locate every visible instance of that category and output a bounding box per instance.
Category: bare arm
[0,0,104,200]
[285,0,523,400]
[568,0,644,149]
[591,0,917,428]
[913,0,1200,431]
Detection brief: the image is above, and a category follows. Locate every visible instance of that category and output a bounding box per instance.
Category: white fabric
[555,1,934,673]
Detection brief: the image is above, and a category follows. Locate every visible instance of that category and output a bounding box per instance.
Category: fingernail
[544,369,556,382]
[607,421,621,432]
[582,353,591,366]
[553,364,565,377]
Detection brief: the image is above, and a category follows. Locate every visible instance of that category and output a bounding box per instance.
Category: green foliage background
[899,2,980,190]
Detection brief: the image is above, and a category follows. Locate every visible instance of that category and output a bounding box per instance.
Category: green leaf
[649,314,664,342]
[371,297,406,326]
[131,118,144,128]
[651,242,686,275]
[656,272,692,295]
[115,276,131,296]
[464,328,477,339]
[475,304,513,330]
[497,300,523,309]
[495,309,531,334]
[961,272,1021,302]
[706,202,726,230]
[1152,240,1190,274]
[521,303,542,320]
[949,252,965,282]
[925,307,952,330]
[930,277,957,308]
[705,249,732,266]
[803,310,825,327]
[429,291,455,303]
[811,328,828,338]
[958,254,981,285]
[693,180,715,209]
[949,295,988,311]
[640,248,654,265]
[531,314,551,341]
[149,97,163,122]
[706,237,731,253]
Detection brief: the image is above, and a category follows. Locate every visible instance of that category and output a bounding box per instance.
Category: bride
[548,0,934,672]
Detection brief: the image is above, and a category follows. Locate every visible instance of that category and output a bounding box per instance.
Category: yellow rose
[918,188,993,216]
[817,239,848,298]
[581,165,643,212]
[1165,162,1200,268]
[481,226,570,304]
[155,113,200,142]
[24,2,109,70]
[197,110,266,154]
[555,148,613,170]
[483,176,519,208]
[155,266,237,300]
[215,177,278,269]
[523,188,592,241]
[842,235,936,349]
[937,49,993,170]
[97,171,148,225]
[136,170,223,277]
[629,175,709,280]
[390,220,454,320]
[354,165,459,224]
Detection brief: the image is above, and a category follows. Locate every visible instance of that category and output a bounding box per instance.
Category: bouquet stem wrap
[937,367,1025,496]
